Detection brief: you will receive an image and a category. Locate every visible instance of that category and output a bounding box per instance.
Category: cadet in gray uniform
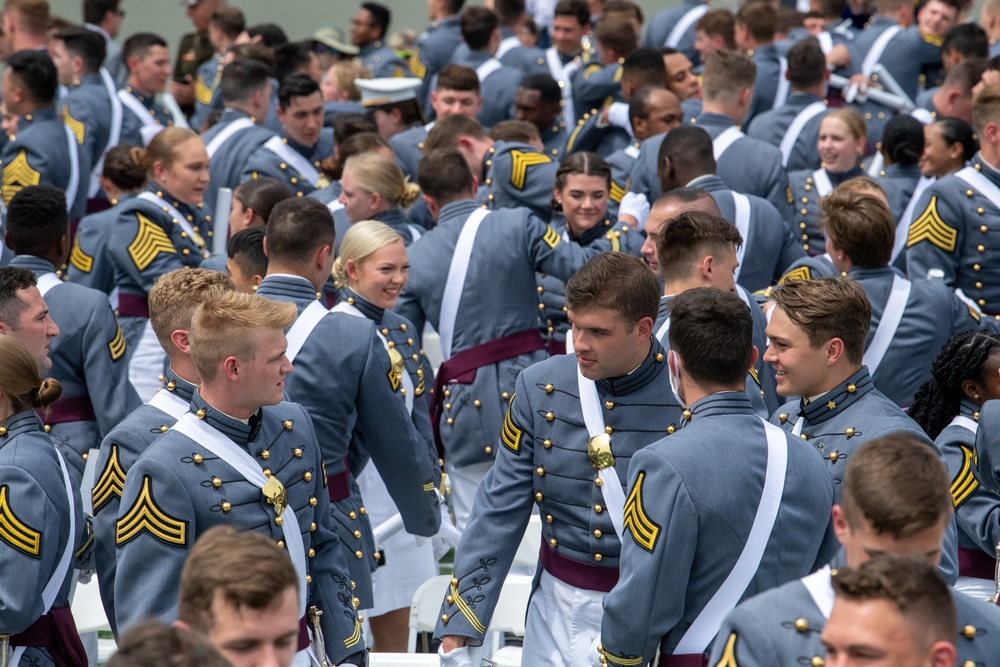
[494,0,547,74]
[5,187,139,489]
[644,0,709,66]
[657,125,805,292]
[514,73,569,159]
[746,37,829,172]
[876,114,925,228]
[570,18,633,124]
[255,198,441,610]
[397,149,617,527]
[84,1,127,88]
[907,84,1000,317]
[424,114,560,222]
[118,34,177,147]
[710,435,1000,667]
[351,3,409,78]
[240,74,333,198]
[92,268,235,638]
[595,288,836,667]
[0,336,91,667]
[910,331,1000,596]
[200,60,276,213]
[190,8,244,133]
[734,3,790,125]
[766,278,935,494]
[112,291,367,665]
[1,50,87,221]
[409,0,464,114]
[437,254,683,667]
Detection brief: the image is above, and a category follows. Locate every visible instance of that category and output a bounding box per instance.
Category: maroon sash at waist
[429,329,546,458]
[327,462,351,502]
[958,546,997,580]
[42,396,97,425]
[117,293,150,318]
[658,653,708,667]
[10,607,87,667]
[298,615,309,652]
[539,540,619,593]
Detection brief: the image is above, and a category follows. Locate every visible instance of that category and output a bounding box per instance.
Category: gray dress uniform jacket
[358,40,409,78]
[119,86,175,146]
[389,122,430,179]
[61,72,117,196]
[450,49,523,129]
[240,128,335,197]
[435,342,684,645]
[787,166,863,254]
[0,411,92,667]
[255,275,441,608]
[496,28,547,74]
[571,63,623,126]
[709,563,1000,667]
[599,392,837,665]
[643,0,707,66]
[190,51,225,133]
[93,369,194,637]
[564,105,631,158]
[410,15,463,113]
[9,255,139,487]
[113,393,367,665]
[746,91,827,173]
[878,162,923,225]
[746,44,788,126]
[201,108,277,212]
[477,140,560,222]
[67,193,136,295]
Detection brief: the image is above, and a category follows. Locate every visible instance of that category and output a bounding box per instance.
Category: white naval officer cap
[358,78,422,108]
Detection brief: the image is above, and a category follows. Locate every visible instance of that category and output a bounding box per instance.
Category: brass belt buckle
[588,433,615,471]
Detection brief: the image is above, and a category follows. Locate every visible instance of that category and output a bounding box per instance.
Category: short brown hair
[736,1,777,42]
[787,37,826,89]
[695,10,735,49]
[108,621,231,667]
[669,287,754,387]
[565,252,659,331]
[210,6,245,40]
[189,291,297,381]
[770,278,871,364]
[148,268,236,352]
[418,148,476,204]
[594,17,637,58]
[655,210,742,282]
[831,556,956,647]
[264,197,336,265]
[972,82,1000,133]
[4,0,49,36]
[178,526,299,632]
[437,64,480,94]
[701,50,756,103]
[490,119,541,145]
[328,60,370,101]
[423,113,487,153]
[821,190,894,268]
[461,6,500,51]
[840,435,951,538]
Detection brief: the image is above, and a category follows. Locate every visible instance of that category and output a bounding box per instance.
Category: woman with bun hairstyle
[332,220,455,652]
[106,127,211,400]
[0,336,90,667]
[338,152,424,244]
[67,143,148,295]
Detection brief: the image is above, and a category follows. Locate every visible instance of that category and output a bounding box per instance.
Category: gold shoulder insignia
[612,66,623,83]
[623,471,661,552]
[605,229,621,252]
[967,304,981,322]
[748,367,761,388]
[115,475,188,547]
[780,266,812,284]
[581,63,602,80]
[0,485,41,557]
[907,195,957,252]
[951,445,980,508]
[69,235,93,273]
[713,632,740,667]
[62,107,85,144]
[409,48,426,79]
[108,320,126,361]
[509,149,551,190]
[785,186,793,204]
[542,225,561,249]
[500,393,522,454]
[2,148,41,206]
[194,75,212,105]
[92,445,126,514]
[128,212,177,271]
[610,181,626,204]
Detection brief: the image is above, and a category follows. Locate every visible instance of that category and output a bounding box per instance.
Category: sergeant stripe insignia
[70,235,93,273]
[194,75,212,105]
[950,446,979,508]
[509,150,551,190]
[542,225,561,249]
[713,633,740,667]
[63,107,85,144]
[500,393,522,454]
[92,444,127,513]
[581,63,602,80]
[0,485,42,557]
[907,196,957,252]
[780,266,812,284]
[967,304,981,322]
[128,213,177,271]
[2,149,41,206]
[115,475,188,547]
[409,48,426,79]
[624,471,661,552]
[610,181,626,204]
[108,322,126,361]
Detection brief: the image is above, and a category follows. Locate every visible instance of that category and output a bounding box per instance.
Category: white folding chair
[408,574,453,653]
[422,326,444,375]
[482,574,533,663]
[71,575,111,634]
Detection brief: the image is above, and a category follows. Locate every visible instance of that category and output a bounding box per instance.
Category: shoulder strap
[947,414,979,434]
[892,176,934,262]
[333,302,415,414]
[205,117,256,158]
[732,192,751,282]
[546,47,575,123]
[496,35,521,60]
[655,317,670,343]
[475,58,503,83]
[954,166,1000,212]
[800,565,835,619]
[816,31,834,54]
[326,199,344,214]
[439,208,491,359]
[674,418,789,654]
[578,366,627,541]
[118,89,157,127]
[285,300,329,363]
[664,4,710,48]
[61,124,80,214]
[862,273,912,375]
[713,126,745,161]
[812,168,834,197]
[773,57,790,110]
[779,101,826,167]
[861,24,902,77]
[35,271,62,297]
[147,388,190,419]
[89,69,124,198]
[262,135,321,186]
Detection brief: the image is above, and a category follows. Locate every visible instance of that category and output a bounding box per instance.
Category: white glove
[606,102,631,131]
[438,643,474,667]
[618,191,650,231]
[587,635,604,667]
[433,503,462,560]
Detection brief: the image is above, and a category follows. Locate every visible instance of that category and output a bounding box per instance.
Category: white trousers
[522,570,605,667]
[128,319,166,402]
[955,575,996,602]
[444,461,493,530]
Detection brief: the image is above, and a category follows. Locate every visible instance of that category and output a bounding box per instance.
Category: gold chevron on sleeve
[624,471,661,552]
[906,196,957,252]
[0,485,41,557]
[950,446,980,508]
[343,617,363,649]
[581,63,602,80]
[509,150,551,191]
[69,235,93,273]
[194,75,213,105]
[713,632,740,667]
[542,225,561,249]
[2,149,41,206]
[500,393,522,454]
[92,444,127,514]
[128,212,177,271]
[63,107,85,144]
[780,266,812,284]
[409,48,426,79]
[108,321,126,361]
[115,475,188,547]
[610,181,626,204]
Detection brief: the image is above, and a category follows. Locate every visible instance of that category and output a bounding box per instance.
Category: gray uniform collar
[163,366,197,405]
[797,367,873,427]
[685,391,757,422]
[8,255,57,275]
[0,410,43,442]
[189,391,260,445]
[595,339,667,397]
[341,288,384,322]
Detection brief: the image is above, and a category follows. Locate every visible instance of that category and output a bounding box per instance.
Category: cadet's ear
[748,344,759,371]
[929,641,957,667]
[170,329,191,355]
[261,236,269,258]
[634,316,653,340]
